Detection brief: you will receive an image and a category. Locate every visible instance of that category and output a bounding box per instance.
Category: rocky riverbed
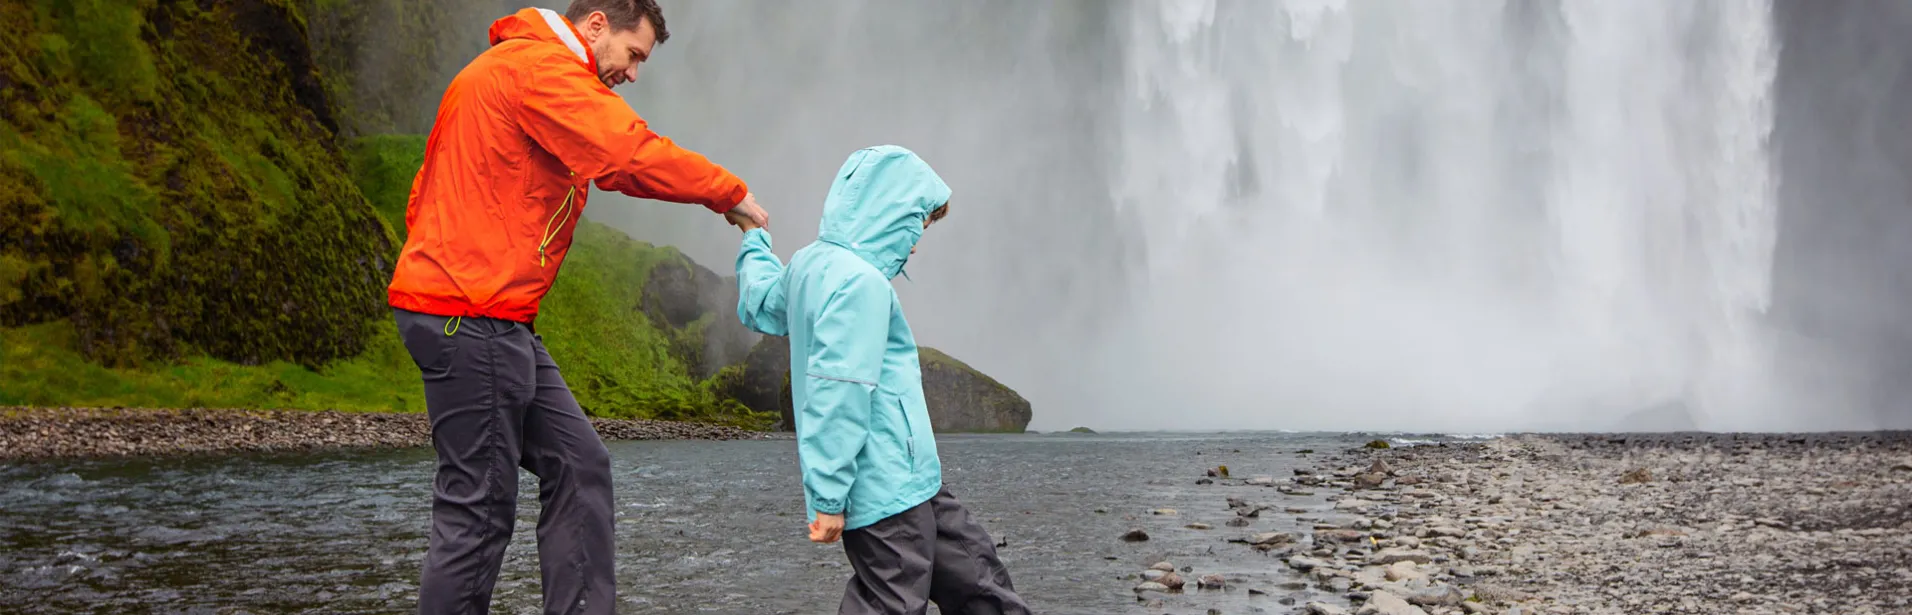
[0,406,781,462]
[1155,433,1912,615]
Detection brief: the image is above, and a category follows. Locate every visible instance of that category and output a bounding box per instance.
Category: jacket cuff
[810,496,845,515]
[709,180,748,213]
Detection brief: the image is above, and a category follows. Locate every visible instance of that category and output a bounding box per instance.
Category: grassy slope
[3,133,767,426]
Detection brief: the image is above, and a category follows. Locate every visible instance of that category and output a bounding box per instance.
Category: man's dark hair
[565,0,670,44]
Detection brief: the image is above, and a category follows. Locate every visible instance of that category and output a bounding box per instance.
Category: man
[730,145,1032,615]
[385,1,766,613]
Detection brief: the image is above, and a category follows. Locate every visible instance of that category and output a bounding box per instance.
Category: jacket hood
[816,146,952,279]
[488,8,597,70]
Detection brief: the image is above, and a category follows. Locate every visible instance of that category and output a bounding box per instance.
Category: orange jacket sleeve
[517,52,748,212]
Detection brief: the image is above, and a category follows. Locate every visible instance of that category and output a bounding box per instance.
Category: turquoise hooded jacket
[734,145,952,530]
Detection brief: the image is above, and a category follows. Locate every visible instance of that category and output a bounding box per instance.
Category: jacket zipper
[538,173,579,267]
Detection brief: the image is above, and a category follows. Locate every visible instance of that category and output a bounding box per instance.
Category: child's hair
[929,201,950,223]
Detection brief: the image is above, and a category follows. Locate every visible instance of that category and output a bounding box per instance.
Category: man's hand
[809,512,845,543]
[727,192,769,231]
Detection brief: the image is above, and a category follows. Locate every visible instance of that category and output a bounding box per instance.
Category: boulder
[639,253,758,379]
[723,337,1033,433]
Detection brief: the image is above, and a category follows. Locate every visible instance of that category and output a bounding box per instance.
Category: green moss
[345,133,426,239]
[2,128,773,427]
[40,0,160,104]
[1,0,393,367]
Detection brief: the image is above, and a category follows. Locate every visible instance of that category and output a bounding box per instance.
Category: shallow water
[1,432,1387,614]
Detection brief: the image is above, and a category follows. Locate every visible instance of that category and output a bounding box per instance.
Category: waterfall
[597,0,1812,432]
[1090,0,1784,432]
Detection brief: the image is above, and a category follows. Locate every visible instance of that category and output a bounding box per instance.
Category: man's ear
[578,11,608,45]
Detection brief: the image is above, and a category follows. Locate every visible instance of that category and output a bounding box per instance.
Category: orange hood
[488,7,598,74]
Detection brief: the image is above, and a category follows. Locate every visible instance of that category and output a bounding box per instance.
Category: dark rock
[729,337,1032,433]
[1121,529,1150,542]
[1365,439,1391,449]
[640,253,758,379]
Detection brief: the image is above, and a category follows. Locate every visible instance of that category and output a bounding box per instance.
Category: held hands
[808,512,845,543]
[725,192,768,232]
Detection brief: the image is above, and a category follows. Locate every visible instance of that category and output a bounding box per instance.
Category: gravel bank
[0,406,782,462]
[1227,433,1912,615]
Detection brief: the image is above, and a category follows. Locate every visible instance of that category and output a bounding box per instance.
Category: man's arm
[797,271,890,519]
[517,52,747,212]
[735,227,788,336]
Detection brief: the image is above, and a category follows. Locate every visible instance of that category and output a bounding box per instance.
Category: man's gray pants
[395,308,616,615]
[838,486,1032,615]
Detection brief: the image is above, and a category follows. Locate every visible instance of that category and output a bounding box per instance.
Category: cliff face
[721,337,1033,434]
[0,0,394,369]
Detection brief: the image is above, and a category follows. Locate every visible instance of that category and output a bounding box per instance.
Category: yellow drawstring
[539,174,579,268]
[444,316,462,337]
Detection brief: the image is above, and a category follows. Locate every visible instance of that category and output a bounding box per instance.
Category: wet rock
[1151,508,1178,516]
[1287,555,1328,571]
[1149,561,1176,572]
[1133,581,1169,593]
[1316,529,1368,544]
[1369,549,1433,566]
[1406,585,1464,607]
[1356,590,1428,615]
[1365,439,1392,449]
[1186,522,1212,530]
[1198,573,1226,589]
[1384,561,1426,582]
[1304,602,1352,615]
[1157,571,1185,591]
[1121,529,1149,542]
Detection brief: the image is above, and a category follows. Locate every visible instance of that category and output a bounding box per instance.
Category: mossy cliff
[0,0,767,426]
[0,0,394,368]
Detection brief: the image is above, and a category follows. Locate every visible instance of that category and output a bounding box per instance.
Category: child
[727,145,1032,615]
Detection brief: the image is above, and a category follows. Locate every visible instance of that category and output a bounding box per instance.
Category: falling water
[582,0,1857,433]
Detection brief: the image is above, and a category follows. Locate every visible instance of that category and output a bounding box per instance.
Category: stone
[734,337,1032,433]
[1370,549,1434,566]
[1305,602,1352,615]
[1121,529,1149,542]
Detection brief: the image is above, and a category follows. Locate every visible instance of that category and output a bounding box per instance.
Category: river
[0,432,1428,614]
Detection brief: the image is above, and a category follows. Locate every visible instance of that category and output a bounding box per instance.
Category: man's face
[578,12,656,88]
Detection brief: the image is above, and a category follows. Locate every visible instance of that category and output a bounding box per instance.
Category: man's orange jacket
[387,8,747,324]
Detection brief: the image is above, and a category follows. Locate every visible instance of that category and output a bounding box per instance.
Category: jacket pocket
[396,311,462,375]
[894,397,916,467]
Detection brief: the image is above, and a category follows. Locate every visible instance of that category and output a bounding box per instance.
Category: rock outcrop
[639,251,758,379]
[719,337,1032,433]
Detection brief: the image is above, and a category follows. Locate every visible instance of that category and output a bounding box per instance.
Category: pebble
[0,406,775,461]
[1262,433,1912,615]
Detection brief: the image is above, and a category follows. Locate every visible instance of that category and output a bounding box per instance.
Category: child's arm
[734,227,788,336]
[797,271,892,522]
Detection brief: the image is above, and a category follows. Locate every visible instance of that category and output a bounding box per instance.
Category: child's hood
[816,145,952,279]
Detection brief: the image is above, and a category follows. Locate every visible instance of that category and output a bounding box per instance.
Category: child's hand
[724,194,765,232]
[724,208,761,232]
[809,513,845,543]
